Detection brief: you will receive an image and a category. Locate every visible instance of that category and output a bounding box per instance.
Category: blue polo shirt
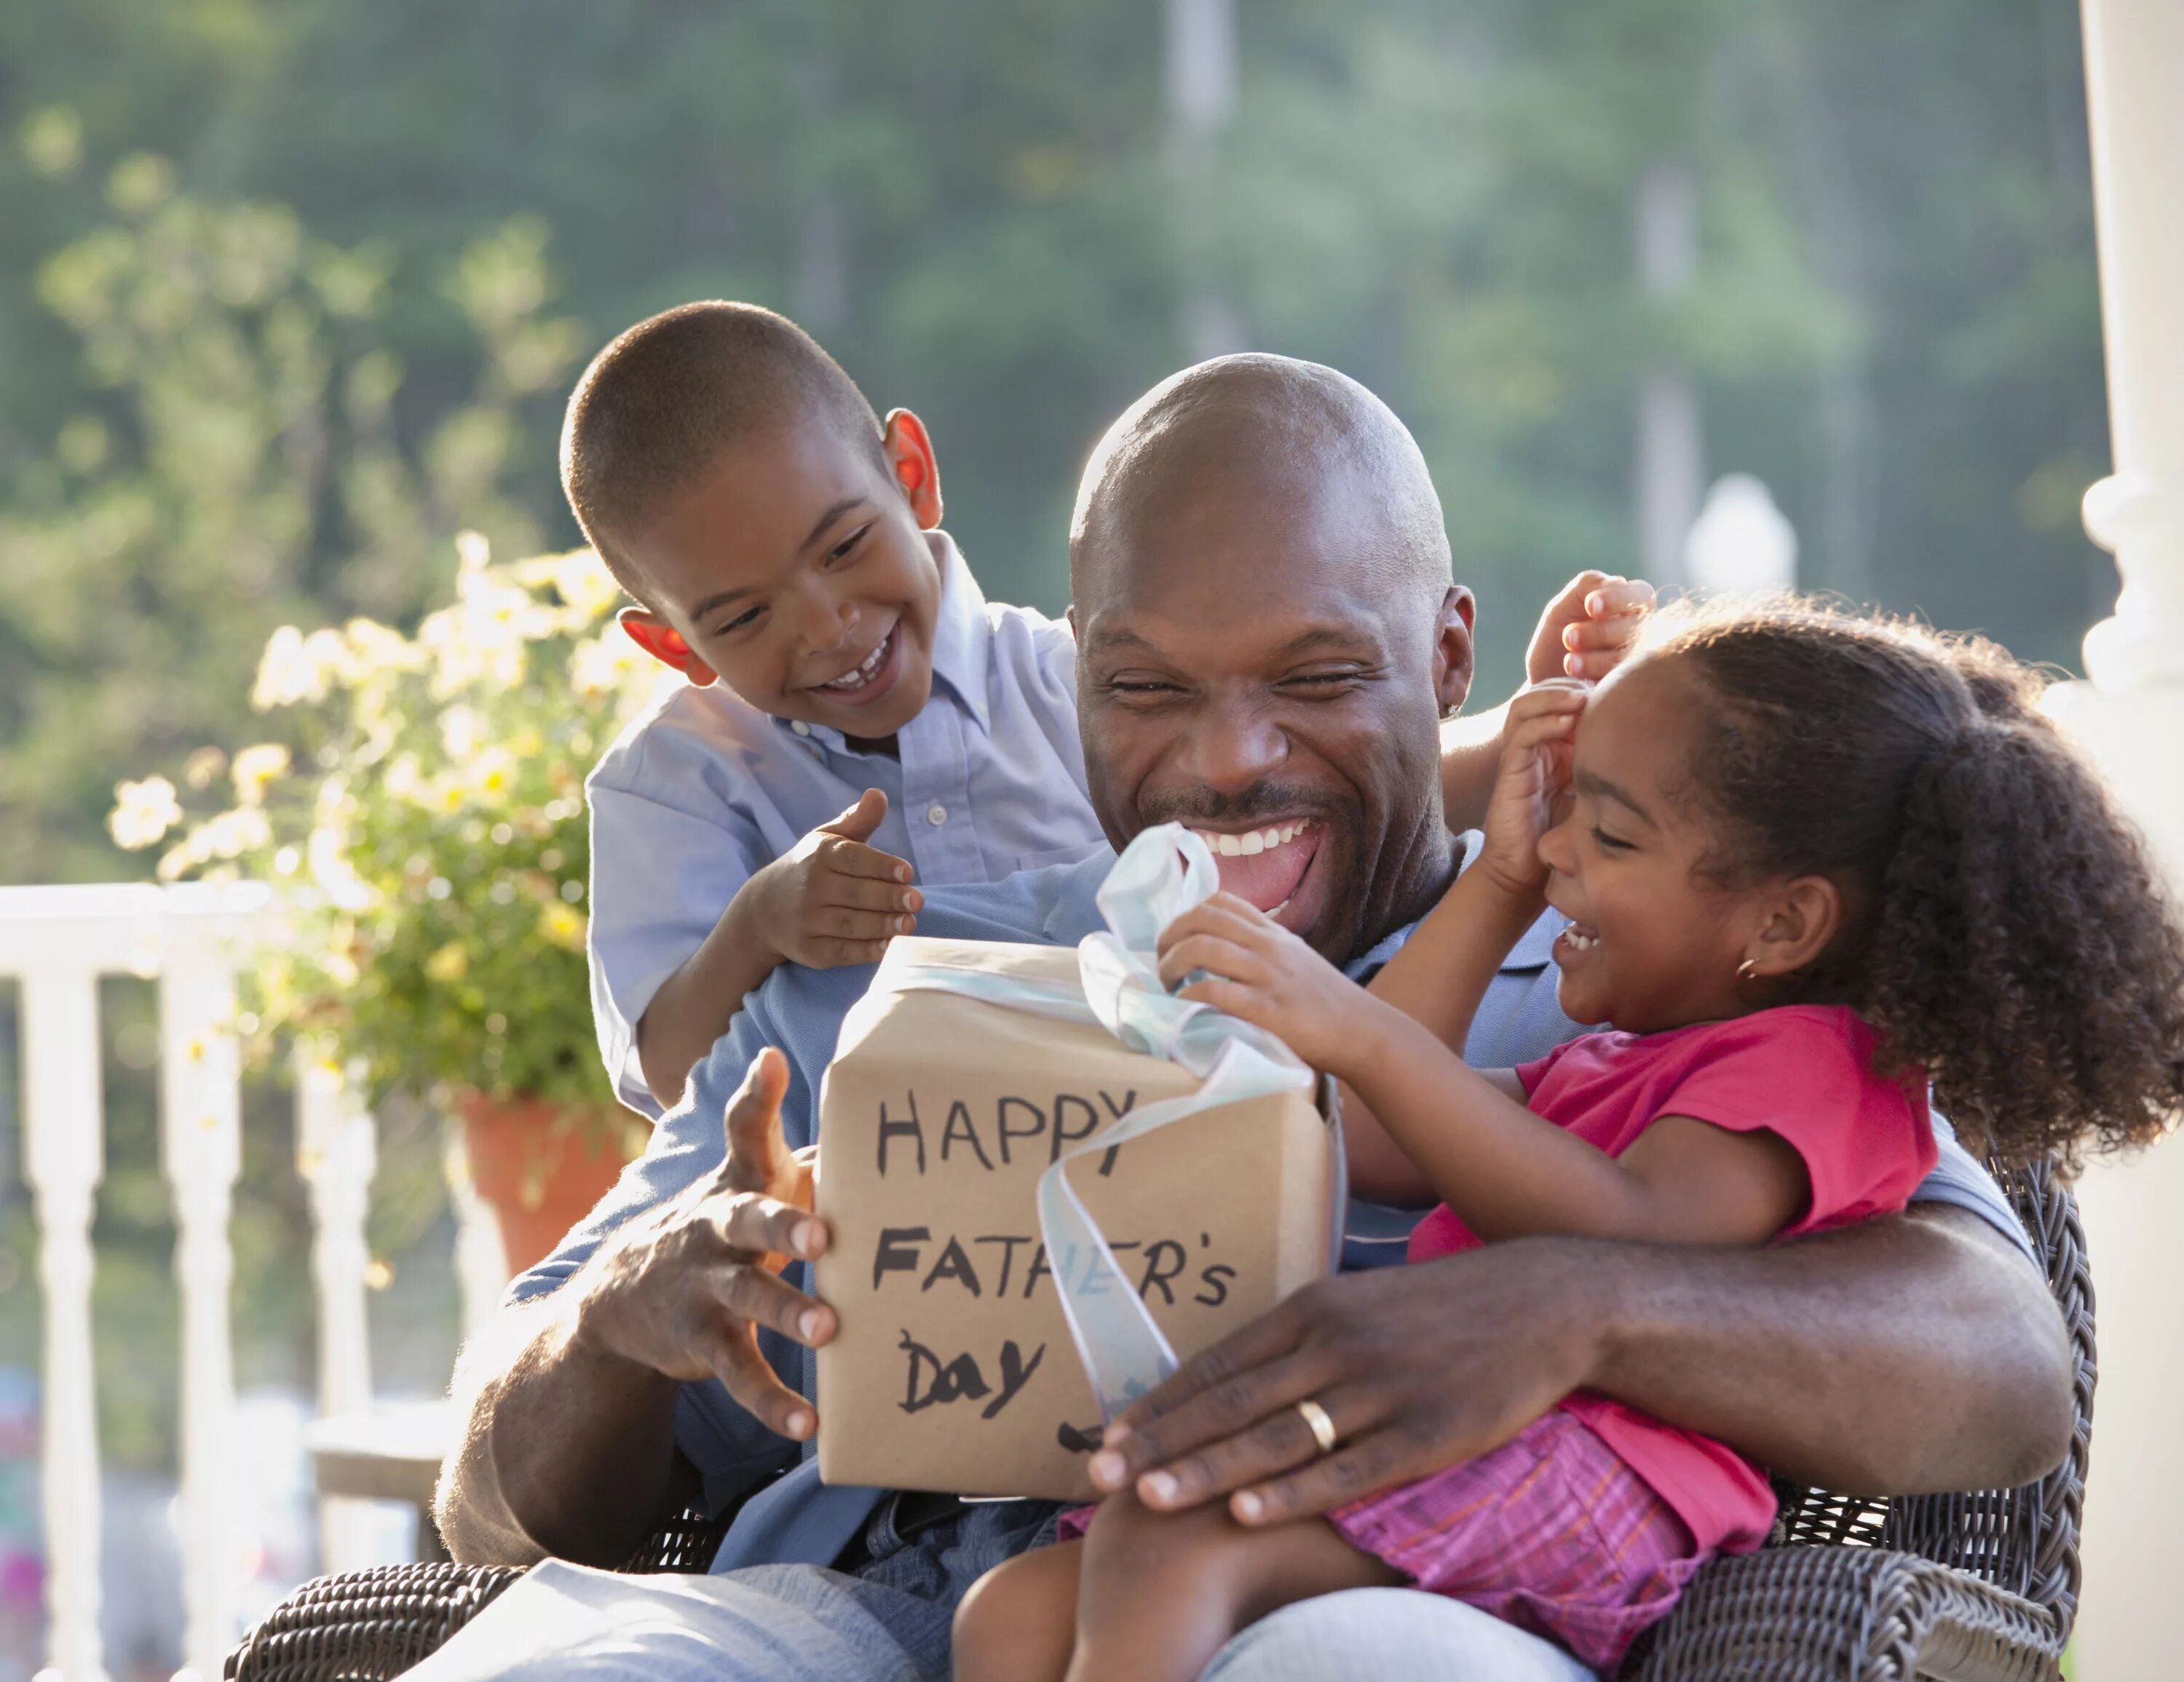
[512,844,2033,1578]
[585,531,1104,1114]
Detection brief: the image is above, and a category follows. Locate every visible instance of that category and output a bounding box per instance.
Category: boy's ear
[1433,587,1478,719]
[882,408,944,530]
[1744,876,1843,982]
[619,607,719,686]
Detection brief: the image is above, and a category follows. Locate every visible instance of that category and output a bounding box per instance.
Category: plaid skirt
[1326,1408,1708,1671]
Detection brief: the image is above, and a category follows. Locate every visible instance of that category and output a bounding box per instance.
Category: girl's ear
[1743,876,1843,982]
[882,408,944,530]
[619,607,719,686]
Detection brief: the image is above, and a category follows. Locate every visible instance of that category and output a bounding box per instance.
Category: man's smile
[1187,819,1326,924]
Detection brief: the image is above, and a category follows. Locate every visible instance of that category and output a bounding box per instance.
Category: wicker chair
[228,1159,2091,1682]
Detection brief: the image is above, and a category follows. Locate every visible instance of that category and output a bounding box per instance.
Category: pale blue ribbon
[882,822,1325,1420]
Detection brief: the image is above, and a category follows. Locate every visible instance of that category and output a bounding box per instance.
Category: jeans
[405,1504,1597,1682]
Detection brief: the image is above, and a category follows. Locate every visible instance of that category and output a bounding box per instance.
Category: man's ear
[1743,876,1843,983]
[882,409,943,530]
[618,607,719,686]
[1433,587,1478,719]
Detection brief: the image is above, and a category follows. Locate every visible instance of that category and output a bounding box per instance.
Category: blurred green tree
[0,159,582,881]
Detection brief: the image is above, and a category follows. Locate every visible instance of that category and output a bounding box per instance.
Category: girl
[951,600,2184,1681]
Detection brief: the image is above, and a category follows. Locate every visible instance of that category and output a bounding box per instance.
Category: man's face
[1073,469,1473,963]
[617,413,943,739]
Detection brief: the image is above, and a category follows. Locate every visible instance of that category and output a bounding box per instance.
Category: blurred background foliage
[0,0,2111,1473]
[1,0,2109,886]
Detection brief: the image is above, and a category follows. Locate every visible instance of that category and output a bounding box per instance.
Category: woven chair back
[1768,1158,2092,1638]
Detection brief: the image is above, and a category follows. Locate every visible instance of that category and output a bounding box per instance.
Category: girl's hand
[1156,893,1379,1075]
[1526,571,1654,684]
[1478,681,1587,898]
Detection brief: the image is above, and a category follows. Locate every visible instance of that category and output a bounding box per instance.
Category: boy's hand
[1479,682,1586,897]
[1527,571,1653,684]
[753,790,920,969]
[1156,892,1379,1076]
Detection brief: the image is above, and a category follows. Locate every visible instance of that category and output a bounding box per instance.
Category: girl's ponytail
[1864,710,2183,1162]
[1658,600,2184,1166]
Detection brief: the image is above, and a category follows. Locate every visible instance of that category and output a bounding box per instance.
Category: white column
[2040,1,2184,1675]
[158,943,242,1682]
[22,967,109,1682]
[1634,162,1702,591]
[1166,0,1243,360]
[294,1051,380,1573]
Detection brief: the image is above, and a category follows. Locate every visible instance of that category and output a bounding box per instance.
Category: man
[427,357,2071,1681]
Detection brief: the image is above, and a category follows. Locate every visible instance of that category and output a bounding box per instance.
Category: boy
[561,303,1647,1114]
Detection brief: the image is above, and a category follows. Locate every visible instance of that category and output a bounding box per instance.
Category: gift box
[812,830,1341,1501]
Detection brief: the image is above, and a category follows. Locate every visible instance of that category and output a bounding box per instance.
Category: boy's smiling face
[615,409,946,742]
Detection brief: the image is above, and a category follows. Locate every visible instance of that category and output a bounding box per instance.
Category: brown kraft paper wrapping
[814,936,1337,1501]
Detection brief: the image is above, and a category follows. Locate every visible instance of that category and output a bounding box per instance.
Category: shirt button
[926,804,949,826]
[791,721,811,737]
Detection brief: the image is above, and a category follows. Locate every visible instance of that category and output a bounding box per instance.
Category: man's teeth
[1562,927,1599,951]
[822,635,890,689]
[1190,821,1308,857]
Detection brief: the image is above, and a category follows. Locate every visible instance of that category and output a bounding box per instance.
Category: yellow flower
[468,745,515,801]
[424,943,469,983]
[308,825,377,912]
[440,705,485,761]
[384,754,426,804]
[570,629,651,700]
[252,624,347,709]
[253,627,309,708]
[539,900,586,951]
[550,550,624,621]
[199,806,272,859]
[230,743,291,805]
[109,775,183,850]
[342,617,422,677]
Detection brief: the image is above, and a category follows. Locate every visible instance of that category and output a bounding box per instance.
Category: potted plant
[114,533,662,1272]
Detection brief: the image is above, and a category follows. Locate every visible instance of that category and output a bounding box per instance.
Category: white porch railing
[0,884,408,1682]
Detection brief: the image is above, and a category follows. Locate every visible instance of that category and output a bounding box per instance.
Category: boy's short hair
[559,301,884,598]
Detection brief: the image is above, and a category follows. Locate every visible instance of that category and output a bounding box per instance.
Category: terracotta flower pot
[456,1092,637,1276]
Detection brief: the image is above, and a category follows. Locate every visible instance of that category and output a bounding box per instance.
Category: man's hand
[751,790,921,970]
[1527,571,1653,685]
[1088,1243,1599,1526]
[571,1047,836,1440]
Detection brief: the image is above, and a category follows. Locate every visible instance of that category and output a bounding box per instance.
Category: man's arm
[434,1050,836,1566]
[1089,1203,2073,1524]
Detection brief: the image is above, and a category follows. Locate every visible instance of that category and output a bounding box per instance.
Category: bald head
[1069,354,1452,607]
[1066,354,1469,965]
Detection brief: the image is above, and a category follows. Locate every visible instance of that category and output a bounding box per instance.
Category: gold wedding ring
[1296,1397,1340,1454]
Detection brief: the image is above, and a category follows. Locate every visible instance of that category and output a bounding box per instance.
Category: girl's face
[1534,655,1776,1033]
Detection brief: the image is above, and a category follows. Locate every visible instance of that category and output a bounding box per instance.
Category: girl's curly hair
[1647,597,2184,1166]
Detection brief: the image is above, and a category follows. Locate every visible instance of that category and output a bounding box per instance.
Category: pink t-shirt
[1406,1004,1936,1555]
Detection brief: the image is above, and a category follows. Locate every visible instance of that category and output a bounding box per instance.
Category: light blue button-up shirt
[513,844,2030,1579]
[585,531,1107,1114]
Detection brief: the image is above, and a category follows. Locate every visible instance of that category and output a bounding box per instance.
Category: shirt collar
[924,530,992,734]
